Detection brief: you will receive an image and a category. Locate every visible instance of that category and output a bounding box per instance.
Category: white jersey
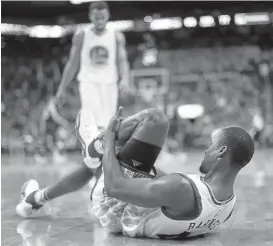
[77,27,118,84]
[119,173,236,239]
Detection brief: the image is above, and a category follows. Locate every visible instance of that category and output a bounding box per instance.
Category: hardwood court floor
[1,149,273,246]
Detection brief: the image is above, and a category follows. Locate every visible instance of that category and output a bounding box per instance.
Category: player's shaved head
[214,127,254,168]
[200,126,254,175]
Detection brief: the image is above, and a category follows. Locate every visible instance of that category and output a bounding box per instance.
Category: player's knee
[132,109,169,147]
[145,108,169,130]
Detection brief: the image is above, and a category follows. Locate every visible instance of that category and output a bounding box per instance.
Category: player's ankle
[33,188,50,205]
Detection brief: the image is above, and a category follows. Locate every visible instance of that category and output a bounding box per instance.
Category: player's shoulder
[74,27,85,36]
[72,28,85,44]
[159,173,195,196]
[154,173,198,212]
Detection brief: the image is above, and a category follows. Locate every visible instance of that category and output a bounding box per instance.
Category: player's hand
[47,97,57,113]
[42,104,50,120]
[104,107,123,146]
[54,89,66,107]
[54,94,65,107]
[43,98,54,119]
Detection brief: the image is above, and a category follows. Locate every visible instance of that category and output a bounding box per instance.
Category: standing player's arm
[55,31,83,102]
[103,131,191,209]
[116,32,130,90]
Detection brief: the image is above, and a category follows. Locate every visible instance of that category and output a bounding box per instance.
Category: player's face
[199,137,219,174]
[89,9,109,31]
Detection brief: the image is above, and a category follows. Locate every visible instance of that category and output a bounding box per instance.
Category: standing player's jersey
[77,27,118,84]
[120,174,236,239]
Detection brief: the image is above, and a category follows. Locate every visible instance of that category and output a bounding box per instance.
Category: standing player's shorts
[79,81,118,129]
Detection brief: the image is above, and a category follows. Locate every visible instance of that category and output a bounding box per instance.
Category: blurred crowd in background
[1,2,273,160]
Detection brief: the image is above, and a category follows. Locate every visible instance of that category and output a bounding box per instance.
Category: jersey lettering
[90,46,109,66]
[187,218,221,231]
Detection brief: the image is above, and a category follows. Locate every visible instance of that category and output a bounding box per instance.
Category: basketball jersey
[77,27,118,84]
[121,174,236,239]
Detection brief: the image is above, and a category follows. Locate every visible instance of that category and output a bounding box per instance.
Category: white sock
[34,188,49,205]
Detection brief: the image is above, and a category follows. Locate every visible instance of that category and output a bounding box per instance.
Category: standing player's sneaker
[75,110,105,199]
[75,110,104,169]
[16,179,42,218]
[86,132,105,200]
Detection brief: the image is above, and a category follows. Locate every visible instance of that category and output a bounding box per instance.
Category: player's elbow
[104,181,124,199]
[103,177,118,198]
[66,59,79,75]
[104,185,112,196]
[105,186,118,198]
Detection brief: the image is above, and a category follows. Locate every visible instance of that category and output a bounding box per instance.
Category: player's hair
[89,1,109,12]
[216,127,254,168]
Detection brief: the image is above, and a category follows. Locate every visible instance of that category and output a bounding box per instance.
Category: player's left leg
[117,108,169,175]
[16,108,168,219]
[16,109,101,218]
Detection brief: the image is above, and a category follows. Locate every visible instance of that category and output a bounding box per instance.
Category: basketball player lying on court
[17,107,255,239]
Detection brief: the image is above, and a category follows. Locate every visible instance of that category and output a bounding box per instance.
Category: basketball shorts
[91,137,165,234]
[79,82,118,129]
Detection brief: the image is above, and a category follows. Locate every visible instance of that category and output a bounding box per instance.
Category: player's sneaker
[86,132,105,199]
[81,130,105,169]
[16,179,42,218]
[75,110,105,169]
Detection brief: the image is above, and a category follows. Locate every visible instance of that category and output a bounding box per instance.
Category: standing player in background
[50,1,130,131]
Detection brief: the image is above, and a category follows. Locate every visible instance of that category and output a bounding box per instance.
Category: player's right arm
[55,30,83,103]
[103,113,196,211]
